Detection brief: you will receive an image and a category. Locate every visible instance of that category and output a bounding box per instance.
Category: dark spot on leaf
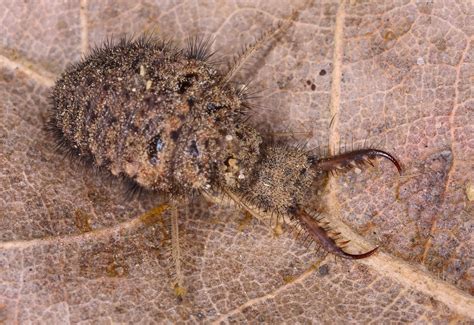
[318,264,329,276]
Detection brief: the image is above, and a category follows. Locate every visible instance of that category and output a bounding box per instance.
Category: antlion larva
[49,4,401,269]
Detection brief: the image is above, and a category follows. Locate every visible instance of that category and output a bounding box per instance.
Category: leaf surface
[0,0,472,323]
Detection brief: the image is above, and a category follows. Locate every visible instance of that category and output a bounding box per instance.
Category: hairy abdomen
[52,39,194,192]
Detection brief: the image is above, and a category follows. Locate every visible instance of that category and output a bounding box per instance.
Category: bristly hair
[234,79,265,102]
[185,35,216,62]
[123,177,147,200]
[45,114,92,164]
[86,33,181,66]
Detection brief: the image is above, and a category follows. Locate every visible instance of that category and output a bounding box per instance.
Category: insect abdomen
[51,38,262,193]
[52,40,178,189]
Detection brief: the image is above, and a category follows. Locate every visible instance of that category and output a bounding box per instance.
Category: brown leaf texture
[1,0,473,323]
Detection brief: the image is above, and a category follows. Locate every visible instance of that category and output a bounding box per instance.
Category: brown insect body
[52,37,261,194]
[50,33,401,259]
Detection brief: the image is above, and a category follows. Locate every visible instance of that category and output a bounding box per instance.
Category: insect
[48,3,401,294]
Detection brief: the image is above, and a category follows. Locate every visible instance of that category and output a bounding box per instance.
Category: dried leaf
[1,0,473,323]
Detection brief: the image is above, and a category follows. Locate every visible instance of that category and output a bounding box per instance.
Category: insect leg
[171,204,186,300]
[222,0,312,83]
